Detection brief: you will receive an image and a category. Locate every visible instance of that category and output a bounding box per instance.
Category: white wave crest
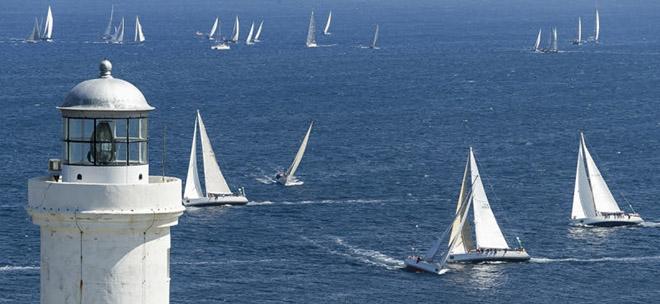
[531,255,660,264]
[0,265,39,272]
[641,221,660,228]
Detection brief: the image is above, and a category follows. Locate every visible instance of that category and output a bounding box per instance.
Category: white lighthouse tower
[27,60,185,304]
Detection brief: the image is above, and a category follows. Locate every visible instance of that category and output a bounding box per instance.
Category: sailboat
[369,24,379,49]
[246,21,255,45]
[306,11,318,48]
[208,17,219,40]
[323,11,332,35]
[572,17,583,45]
[102,5,114,40]
[41,6,53,42]
[229,16,240,43]
[253,20,263,42]
[275,122,313,186]
[405,148,529,273]
[571,133,643,227]
[591,9,600,43]
[110,18,125,44]
[183,111,247,206]
[532,28,542,52]
[542,27,558,53]
[134,16,145,43]
[26,18,41,43]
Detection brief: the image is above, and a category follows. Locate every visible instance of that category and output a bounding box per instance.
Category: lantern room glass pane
[129,118,148,141]
[129,141,148,165]
[68,142,92,165]
[68,119,95,141]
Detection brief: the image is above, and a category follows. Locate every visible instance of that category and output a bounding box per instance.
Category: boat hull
[211,44,230,50]
[572,214,643,227]
[275,175,304,187]
[448,250,530,263]
[184,195,248,207]
[403,258,440,274]
[306,43,318,48]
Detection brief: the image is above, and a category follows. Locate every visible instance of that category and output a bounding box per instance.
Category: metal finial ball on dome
[99,59,112,78]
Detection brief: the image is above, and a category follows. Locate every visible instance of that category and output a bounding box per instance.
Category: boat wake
[247,201,274,206]
[641,221,660,228]
[246,198,386,207]
[531,255,660,264]
[0,265,39,272]
[301,236,403,270]
[255,175,276,184]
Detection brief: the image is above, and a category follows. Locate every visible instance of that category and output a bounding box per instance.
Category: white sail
[437,192,474,267]
[572,139,597,219]
[184,116,204,200]
[254,20,263,42]
[551,27,558,52]
[424,190,473,262]
[103,5,114,39]
[27,18,41,42]
[581,134,622,214]
[246,22,255,45]
[134,16,145,43]
[534,28,541,51]
[306,11,317,47]
[197,112,233,195]
[231,16,240,42]
[323,11,332,35]
[209,17,219,39]
[469,148,509,249]
[42,6,53,40]
[286,122,313,178]
[115,18,125,43]
[577,17,582,43]
[448,155,475,255]
[371,24,379,48]
[594,10,600,42]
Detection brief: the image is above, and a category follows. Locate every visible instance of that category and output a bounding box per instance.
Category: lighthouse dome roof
[59,60,154,113]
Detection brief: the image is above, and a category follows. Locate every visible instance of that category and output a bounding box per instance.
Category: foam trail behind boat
[531,255,660,264]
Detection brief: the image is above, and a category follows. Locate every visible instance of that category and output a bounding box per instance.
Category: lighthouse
[27,60,185,304]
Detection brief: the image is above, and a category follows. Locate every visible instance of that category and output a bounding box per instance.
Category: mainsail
[26,18,41,42]
[577,17,582,43]
[254,20,263,42]
[134,16,145,43]
[209,17,219,40]
[534,28,542,51]
[424,190,473,263]
[572,138,597,219]
[469,148,509,249]
[246,22,255,45]
[197,112,233,195]
[371,24,379,48]
[580,134,621,213]
[286,122,313,179]
[448,154,476,255]
[306,11,317,47]
[549,27,558,52]
[42,6,53,40]
[113,18,125,43]
[184,116,204,200]
[323,11,332,35]
[103,5,114,39]
[231,16,240,42]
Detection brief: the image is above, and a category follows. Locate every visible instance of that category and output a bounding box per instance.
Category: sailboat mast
[371,24,379,48]
[595,10,600,42]
[103,5,114,38]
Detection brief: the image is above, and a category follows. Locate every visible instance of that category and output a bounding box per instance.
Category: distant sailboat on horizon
[102,5,114,40]
[134,16,145,43]
[276,122,314,186]
[532,28,542,52]
[570,133,643,227]
[229,16,240,43]
[211,18,230,50]
[183,111,247,206]
[593,9,600,43]
[572,17,583,45]
[41,6,54,42]
[306,11,318,48]
[253,20,264,42]
[246,21,255,45]
[26,17,41,43]
[369,24,379,49]
[208,17,220,40]
[110,17,125,44]
[323,11,332,35]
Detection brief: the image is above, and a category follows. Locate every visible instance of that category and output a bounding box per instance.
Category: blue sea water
[2,0,660,302]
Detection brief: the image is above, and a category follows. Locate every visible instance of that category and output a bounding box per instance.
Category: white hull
[306,43,318,48]
[572,213,643,227]
[275,174,303,187]
[184,194,248,206]
[403,257,441,274]
[448,249,530,263]
[211,43,230,50]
